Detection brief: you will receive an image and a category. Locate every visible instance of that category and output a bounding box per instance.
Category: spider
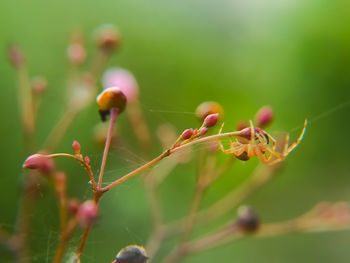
[218,119,307,165]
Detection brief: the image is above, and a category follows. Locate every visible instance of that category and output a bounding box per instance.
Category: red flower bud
[84,156,90,165]
[23,154,54,174]
[95,24,121,52]
[199,127,208,136]
[203,113,219,128]
[181,128,194,140]
[255,106,274,128]
[77,200,98,227]
[68,199,81,215]
[72,140,81,154]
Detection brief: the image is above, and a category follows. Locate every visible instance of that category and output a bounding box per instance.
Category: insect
[218,119,307,165]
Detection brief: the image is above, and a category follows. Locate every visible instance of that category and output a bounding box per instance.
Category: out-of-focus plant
[1,25,350,263]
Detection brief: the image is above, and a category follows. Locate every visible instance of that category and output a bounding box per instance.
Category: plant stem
[97,108,119,190]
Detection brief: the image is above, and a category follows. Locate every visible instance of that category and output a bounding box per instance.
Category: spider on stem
[218,119,308,165]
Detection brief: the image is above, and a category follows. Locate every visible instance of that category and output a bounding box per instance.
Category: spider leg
[263,131,277,151]
[248,120,256,156]
[286,119,308,154]
[254,146,273,165]
[217,123,234,154]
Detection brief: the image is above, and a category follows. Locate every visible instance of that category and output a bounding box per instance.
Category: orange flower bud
[96,87,127,121]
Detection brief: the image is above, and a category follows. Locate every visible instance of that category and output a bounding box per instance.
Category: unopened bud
[237,120,248,131]
[67,43,86,65]
[181,128,194,140]
[95,24,121,52]
[68,199,81,215]
[102,68,139,103]
[54,172,66,195]
[84,156,90,165]
[23,154,54,174]
[255,106,274,128]
[115,245,149,263]
[203,113,219,128]
[96,87,127,121]
[72,140,81,154]
[8,45,24,68]
[236,206,259,232]
[31,77,47,94]
[77,200,98,227]
[195,101,224,121]
[199,127,208,136]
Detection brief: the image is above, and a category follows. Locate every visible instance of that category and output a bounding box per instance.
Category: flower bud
[54,172,66,195]
[84,156,90,165]
[95,24,121,52]
[31,77,47,94]
[96,87,127,121]
[77,200,98,227]
[23,154,54,174]
[68,199,81,215]
[8,45,24,68]
[255,106,274,128]
[115,245,149,263]
[72,140,81,154]
[237,120,248,131]
[102,68,139,103]
[181,128,194,140]
[199,127,208,136]
[195,101,224,121]
[67,43,86,65]
[203,113,219,128]
[236,206,259,232]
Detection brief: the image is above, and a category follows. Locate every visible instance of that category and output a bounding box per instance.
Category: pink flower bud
[195,101,224,121]
[23,154,54,174]
[67,43,86,65]
[8,45,24,68]
[72,140,81,154]
[255,106,274,128]
[68,199,81,215]
[199,127,208,136]
[181,128,194,140]
[237,120,248,131]
[77,200,98,227]
[31,77,47,94]
[84,156,90,165]
[102,68,139,103]
[95,24,121,52]
[203,113,219,128]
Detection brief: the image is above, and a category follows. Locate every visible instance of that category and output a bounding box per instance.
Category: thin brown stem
[74,226,91,262]
[49,153,96,191]
[97,108,119,190]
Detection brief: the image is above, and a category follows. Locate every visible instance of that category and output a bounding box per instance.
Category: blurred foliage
[0,0,350,262]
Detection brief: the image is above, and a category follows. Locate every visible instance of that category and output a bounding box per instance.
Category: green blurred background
[1,0,350,262]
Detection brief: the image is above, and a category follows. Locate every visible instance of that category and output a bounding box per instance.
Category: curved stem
[97,108,118,190]
[49,153,96,191]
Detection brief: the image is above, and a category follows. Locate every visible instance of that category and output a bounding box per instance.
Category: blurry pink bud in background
[255,106,274,128]
[102,68,139,103]
[23,154,54,174]
[77,200,98,227]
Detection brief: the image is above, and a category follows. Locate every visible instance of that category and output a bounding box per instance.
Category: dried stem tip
[77,200,98,227]
[203,113,219,128]
[23,154,54,174]
[255,106,274,128]
[97,87,127,121]
[115,245,149,263]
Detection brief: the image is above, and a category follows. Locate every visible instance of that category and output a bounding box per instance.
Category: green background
[1,0,350,262]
